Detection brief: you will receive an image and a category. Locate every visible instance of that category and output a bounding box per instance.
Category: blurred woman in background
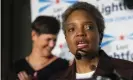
[13,16,69,80]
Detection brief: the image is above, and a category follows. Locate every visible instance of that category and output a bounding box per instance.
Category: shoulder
[110,58,133,73]
[48,67,69,80]
[53,58,69,66]
[51,58,69,69]
[14,58,27,68]
[13,58,27,73]
[14,58,26,65]
[111,57,133,69]
[49,60,75,80]
[110,57,133,79]
[55,58,69,64]
[100,50,133,69]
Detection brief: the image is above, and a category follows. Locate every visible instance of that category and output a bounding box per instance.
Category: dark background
[2,0,31,79]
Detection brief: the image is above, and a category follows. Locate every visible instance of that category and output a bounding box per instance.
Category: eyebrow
[64,23,74,27]
[83,21,94,24]
[65,21,94,26]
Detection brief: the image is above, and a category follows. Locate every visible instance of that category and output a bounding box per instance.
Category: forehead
[65,10,96,25]
[39,34,57,38]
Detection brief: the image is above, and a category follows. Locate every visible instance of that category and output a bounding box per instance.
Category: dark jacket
[49,50,133,80]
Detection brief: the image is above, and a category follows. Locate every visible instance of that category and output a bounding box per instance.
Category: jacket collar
[62,50,115,80]
[93,50,114,77]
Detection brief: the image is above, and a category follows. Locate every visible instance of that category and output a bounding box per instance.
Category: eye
[46,38,51,41]
[68,28,74,32]
[53,39,56,42]
[84,24,93,30]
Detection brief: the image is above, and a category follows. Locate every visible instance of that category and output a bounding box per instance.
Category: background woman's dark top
[13,58,69,80]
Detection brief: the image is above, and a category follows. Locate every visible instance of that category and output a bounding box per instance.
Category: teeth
[78,41,84,44]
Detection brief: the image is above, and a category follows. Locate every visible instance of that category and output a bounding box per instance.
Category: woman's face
[32,31,57,57]
[65,10,100,57]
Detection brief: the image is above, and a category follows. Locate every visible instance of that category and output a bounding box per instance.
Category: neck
[76,57,99,73]
[27,53,51,64]
[26,48,57,71]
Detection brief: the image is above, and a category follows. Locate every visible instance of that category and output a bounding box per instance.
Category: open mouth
[76,39,89,49]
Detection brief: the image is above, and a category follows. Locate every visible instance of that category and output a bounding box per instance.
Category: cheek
[66,36,76,54]
[38,40,48,48]
[66,37,71,48]
[67,40,73,49]
[89,33,100,48]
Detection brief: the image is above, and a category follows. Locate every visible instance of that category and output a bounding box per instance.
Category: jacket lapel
[60,50,115,80]
[93,50,114,78]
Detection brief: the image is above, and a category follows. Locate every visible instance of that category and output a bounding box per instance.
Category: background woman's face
[32,32,57,57]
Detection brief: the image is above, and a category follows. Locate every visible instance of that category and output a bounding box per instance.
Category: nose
[76,28,86,37]
[49,40,55,48]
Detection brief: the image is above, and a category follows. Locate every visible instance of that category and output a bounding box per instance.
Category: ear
[31,30,38,41]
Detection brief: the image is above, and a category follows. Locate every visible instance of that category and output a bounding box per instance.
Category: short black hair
[31,16,60,35]
[62,2,105,41]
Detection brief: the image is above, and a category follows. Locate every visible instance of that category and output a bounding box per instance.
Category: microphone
[75,49,98,60]
[75,49,87,60]
[75,52,82,60]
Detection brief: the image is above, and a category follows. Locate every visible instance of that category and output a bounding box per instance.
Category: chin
[79,48,90,52]
[42,52,51,57]
[42,54,52,57]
